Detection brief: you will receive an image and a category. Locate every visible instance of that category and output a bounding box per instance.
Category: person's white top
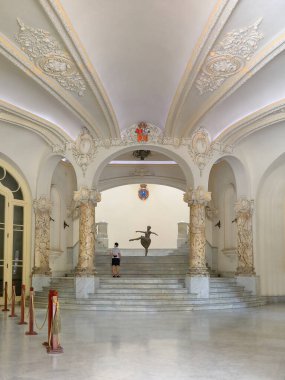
[111,247,121,258]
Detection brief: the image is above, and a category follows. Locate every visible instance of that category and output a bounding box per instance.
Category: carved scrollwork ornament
[74,187,101,206]
[184,186,211,206]
[15,18,86,96]
[234,198,254,216]
[72,127,96,176]
[195,18,263,94]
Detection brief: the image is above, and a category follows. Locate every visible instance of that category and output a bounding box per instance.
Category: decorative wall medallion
[189,127,212,173]
[15,18,86,96]
[121,122,162,143]
[195,18,263,94]
[72,127,96,175]
[138,184,149,201]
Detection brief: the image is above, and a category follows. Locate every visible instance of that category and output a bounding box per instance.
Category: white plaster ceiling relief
[195,18,264,95]
[15,18,86,96]
[189,127,233,174]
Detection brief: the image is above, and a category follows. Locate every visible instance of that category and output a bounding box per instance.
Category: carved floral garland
[15,19,86,96]
[196,19,263,94]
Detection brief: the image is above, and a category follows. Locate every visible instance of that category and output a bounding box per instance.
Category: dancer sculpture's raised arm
[129,226,158,256]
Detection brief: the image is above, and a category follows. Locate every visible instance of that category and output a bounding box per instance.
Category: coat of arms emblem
[138,184,149,200]
[135,122,150,142]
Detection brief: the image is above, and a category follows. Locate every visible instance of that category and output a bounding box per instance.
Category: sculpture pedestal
[75,276,100,299]
[185,275,209,298]
[236,275,260,295]
[32,274,51,292]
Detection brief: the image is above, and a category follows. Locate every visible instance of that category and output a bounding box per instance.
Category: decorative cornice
[217,100,285,145]
[0,99,70,146]
[195,18,263,94]
[15,18,86,96]
[165,0,239,136]
[39,0,120,138]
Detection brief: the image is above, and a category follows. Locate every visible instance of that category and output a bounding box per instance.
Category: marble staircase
[34,253,266,311]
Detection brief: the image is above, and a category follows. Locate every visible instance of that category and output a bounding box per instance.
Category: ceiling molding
[182,32,285,136]
[0,99,71,146]
[0,32,104,138]
[39,0,120,138]
[165,0,238,136]
[217,99,285,145]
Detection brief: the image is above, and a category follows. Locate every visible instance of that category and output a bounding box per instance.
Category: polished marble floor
[0,304,285,380]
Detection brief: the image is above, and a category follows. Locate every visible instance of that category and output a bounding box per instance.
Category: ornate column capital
[74,187,101,206]
[184,186,211,206]
[234,198,254,216]
[33,195,52,213]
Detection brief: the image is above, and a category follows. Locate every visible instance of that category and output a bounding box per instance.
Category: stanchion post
[25,287,37,336]
[18,284,27,325]
[2,281,10,312]
[43,289,56,346]
[47,291,63,354]
[9,284,17,318]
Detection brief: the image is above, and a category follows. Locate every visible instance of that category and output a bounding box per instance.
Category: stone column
[234,198,259,294]
[235,198,256,275]
[32,196,52,275]
[74,187,101,277]
[32,196,52,291]
[184,186,211,298]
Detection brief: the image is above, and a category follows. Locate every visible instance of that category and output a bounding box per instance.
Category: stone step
[34,296,262,306]
[34,299,266,311]
[99,278,184,284]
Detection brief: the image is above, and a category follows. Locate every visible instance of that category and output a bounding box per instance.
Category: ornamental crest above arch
[121,122,163,143]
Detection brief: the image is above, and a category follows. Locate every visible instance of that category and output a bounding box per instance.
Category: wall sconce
[50,216,55,222]
[63,221,70,229]
[214,220,221,229]
[232,218,237,223]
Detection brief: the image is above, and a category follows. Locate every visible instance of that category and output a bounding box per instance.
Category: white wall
[96,184,189,249]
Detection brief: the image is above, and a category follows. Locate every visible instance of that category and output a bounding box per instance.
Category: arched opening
[0,160,31,299]
[256,153,285,296]
[208,159,238,276]
[96,184,189,250]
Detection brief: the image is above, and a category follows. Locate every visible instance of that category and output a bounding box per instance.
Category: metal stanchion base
[2,308,10,312]
[25,331,38,335]
[47,346,64,354]
[18,321,28,325]
[9,314,17,318]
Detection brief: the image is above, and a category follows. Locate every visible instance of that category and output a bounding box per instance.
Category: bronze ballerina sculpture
[129,226,158,256]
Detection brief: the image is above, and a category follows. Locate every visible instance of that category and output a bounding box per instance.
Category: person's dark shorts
[112,258,120,266]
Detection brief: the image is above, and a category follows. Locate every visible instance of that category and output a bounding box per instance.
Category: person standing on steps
[129,226,158,256]
[110,242,121,277]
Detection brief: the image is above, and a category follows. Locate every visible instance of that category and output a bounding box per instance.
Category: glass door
[0,194,5,298]
[0,192,24,303]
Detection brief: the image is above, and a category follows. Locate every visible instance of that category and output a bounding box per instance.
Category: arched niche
[207,154,250,198]
[37,154,78,197]
[256,153,285,296]
[208,159,238,275]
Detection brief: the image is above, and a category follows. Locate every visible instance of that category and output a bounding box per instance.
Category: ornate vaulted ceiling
[1,0,285,146]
